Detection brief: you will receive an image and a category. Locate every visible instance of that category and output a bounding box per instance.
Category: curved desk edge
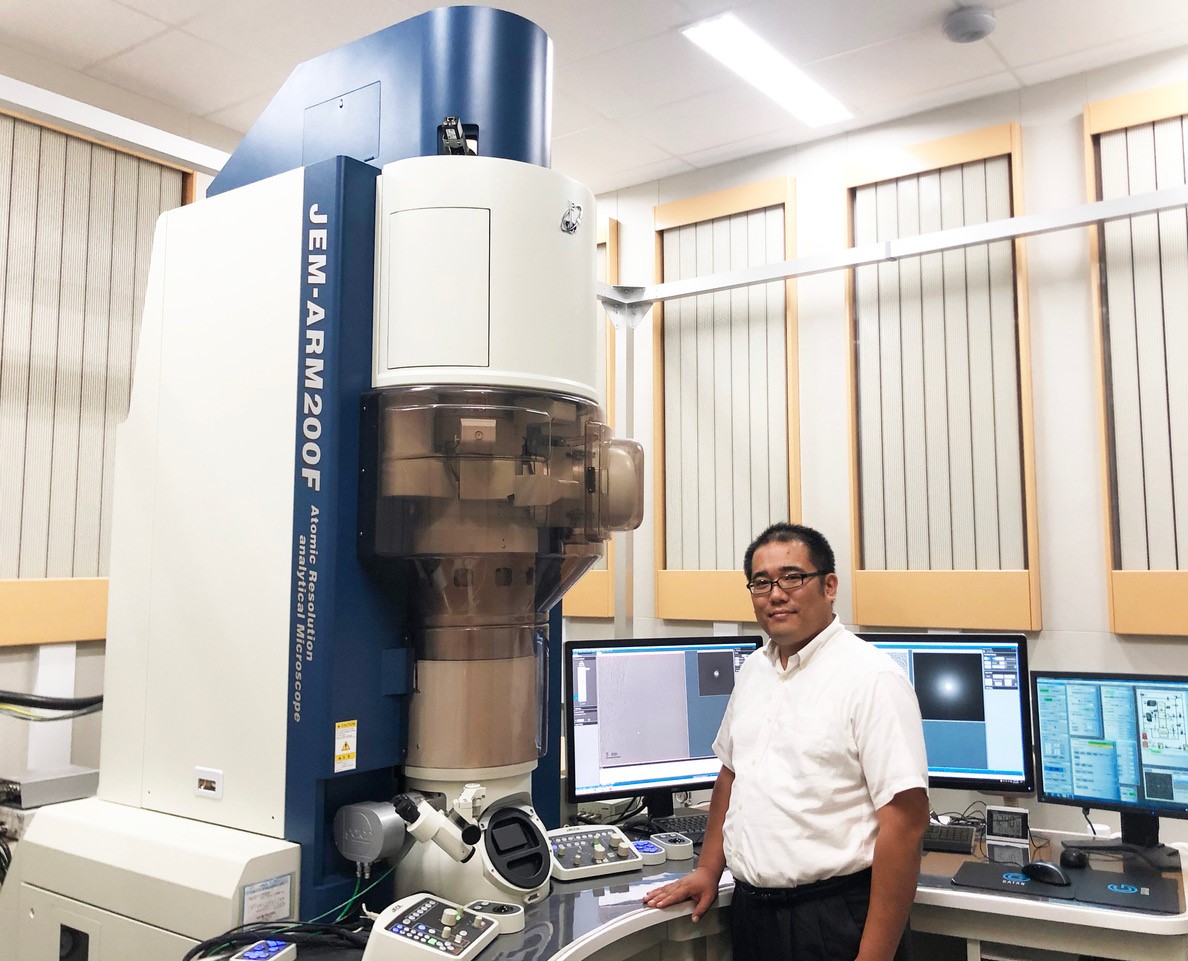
[916,881,1188,934]
[550,886,735,961]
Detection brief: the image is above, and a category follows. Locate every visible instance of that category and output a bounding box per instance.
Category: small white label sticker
[334,719,358,773]
[242,874,292,924]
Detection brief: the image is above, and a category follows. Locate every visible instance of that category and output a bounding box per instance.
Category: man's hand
[643,766,732,923]
[642,865,721,922]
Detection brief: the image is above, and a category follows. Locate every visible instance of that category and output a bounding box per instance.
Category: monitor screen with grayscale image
[565,635,761,818]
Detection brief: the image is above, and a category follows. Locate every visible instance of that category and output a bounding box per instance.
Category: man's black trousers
[731,870,912,961]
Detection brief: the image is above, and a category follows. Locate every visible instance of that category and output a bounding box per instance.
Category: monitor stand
[642,790,675,820]
[1065,811,1181,871]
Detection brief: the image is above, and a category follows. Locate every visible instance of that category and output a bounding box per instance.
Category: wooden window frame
[653,177,798,622]
[0,579,107,646]
[0,109,194,648]
[846,123,1042,630]
[564,218,620,617]
[1086,84,1188,635]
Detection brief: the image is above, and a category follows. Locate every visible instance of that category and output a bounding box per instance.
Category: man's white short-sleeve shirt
[712,616,927,888]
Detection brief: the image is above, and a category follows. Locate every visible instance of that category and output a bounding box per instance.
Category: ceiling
[3,0,1188,194]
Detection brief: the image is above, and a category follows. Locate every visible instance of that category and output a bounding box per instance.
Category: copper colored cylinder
[406,652,539,770]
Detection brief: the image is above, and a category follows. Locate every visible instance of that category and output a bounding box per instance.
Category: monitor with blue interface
[565,636,762,818]
[1033,670,1188,869]
[859,633,1034,795]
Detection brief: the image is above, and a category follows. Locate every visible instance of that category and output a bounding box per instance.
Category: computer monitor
[859,633,1035,795]
[1033,670,1188,869]
[565,635,762,819]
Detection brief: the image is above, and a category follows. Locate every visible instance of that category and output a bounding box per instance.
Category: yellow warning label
[334,719,358,773]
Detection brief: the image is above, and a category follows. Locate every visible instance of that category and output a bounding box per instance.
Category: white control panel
[464,899,526,934]
[547,824,645,880]
[651,832,694,861]
[362,893,502,961]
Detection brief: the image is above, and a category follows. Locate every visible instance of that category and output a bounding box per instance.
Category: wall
[6,37,1188,842]
[0,642,103,782]
[569,44,1188,841]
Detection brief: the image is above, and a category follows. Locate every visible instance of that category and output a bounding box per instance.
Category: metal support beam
[597,185,1188,310]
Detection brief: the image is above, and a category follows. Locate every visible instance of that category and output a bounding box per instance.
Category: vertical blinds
[1099,119,1188,571]
[0,114,184,579]
[853,156,1026,572]
[661,206,788,571]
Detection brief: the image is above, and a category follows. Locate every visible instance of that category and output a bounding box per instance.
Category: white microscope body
[356,154,641,907]
[0,10,643,959]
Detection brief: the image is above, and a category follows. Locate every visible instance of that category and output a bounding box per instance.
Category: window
[1087,84,1188,634]
[653,178,797,621]
[0,114,189,646]
[848,125,1041,630]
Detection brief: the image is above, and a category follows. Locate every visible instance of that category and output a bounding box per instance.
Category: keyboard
[652,813,709,844]
[922,822,978,854]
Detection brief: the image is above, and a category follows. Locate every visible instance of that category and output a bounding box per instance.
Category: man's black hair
[743,522,836,581]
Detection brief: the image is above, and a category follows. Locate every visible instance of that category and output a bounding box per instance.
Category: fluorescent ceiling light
[682,14,851,128]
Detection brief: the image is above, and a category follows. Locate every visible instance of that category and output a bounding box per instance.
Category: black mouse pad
[951,860,1076,899]
[1072,871,1181,914]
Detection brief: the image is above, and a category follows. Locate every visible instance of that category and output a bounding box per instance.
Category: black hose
[0,690,103,710]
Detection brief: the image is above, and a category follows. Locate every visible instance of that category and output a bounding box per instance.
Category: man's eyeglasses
[746,571,829,596]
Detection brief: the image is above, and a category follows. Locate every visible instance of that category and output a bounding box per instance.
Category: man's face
[749,539,838,653]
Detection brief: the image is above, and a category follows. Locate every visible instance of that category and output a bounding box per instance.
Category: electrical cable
[336,876,364,922]
[182,919,369,960]
[1029,831,1051,853]
[1066,809,1167,870]
[935,807,985,828]
[322,865,394,925]
[0,690,102,710]
[960,800,987,821]
[0,703,102,722]
[0,827,11,887]
[183,864,396,959]
[611,799,645,825]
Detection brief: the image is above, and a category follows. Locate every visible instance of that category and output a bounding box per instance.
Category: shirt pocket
[767,708,838,783]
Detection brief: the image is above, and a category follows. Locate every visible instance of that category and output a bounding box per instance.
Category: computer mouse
[1022,859,1072,886]
[1059,847,1089,870]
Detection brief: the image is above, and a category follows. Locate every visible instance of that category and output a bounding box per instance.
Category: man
[644,522,929,961]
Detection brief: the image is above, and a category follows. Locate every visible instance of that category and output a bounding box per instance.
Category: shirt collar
[763,615,843,672]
